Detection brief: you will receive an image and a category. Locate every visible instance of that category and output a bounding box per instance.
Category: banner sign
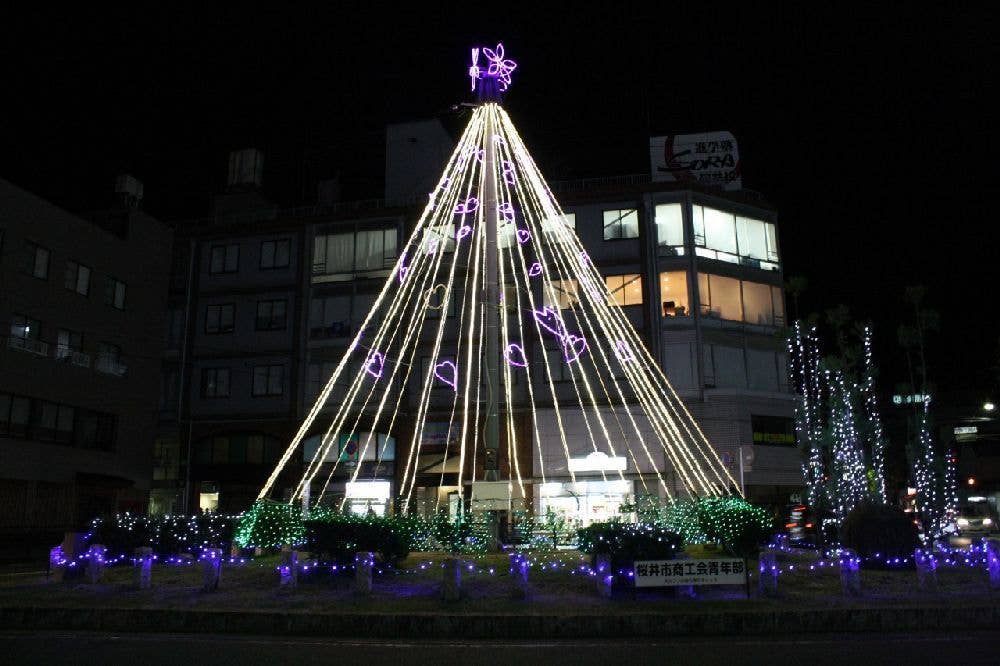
[649,131,741,191]
[633,558,746,587]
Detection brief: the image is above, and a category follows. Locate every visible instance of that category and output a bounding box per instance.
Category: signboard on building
[649,132,741,191]
[633,558,746,587]
[751,415,795,447]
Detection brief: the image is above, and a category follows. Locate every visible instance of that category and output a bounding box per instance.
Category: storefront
[536,479,633,526]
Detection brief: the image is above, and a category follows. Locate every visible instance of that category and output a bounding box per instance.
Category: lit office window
[605,274,643,306]
[654,204,684,249]
[602,209,639,240]
[658,271,690,317]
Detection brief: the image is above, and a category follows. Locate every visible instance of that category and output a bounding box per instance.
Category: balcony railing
[7,337,49,356]
[56,347,93,368]
[95,356,128,377]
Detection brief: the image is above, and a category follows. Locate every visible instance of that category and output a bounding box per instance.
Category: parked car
[955,498,997,537]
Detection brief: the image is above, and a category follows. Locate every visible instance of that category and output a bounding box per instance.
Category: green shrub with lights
[90,513,241,555]
[694,497,773,558]
[233,500,306,550]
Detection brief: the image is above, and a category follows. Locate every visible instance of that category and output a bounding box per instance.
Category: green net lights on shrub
[234,500,306,549]
[695,497,773,557]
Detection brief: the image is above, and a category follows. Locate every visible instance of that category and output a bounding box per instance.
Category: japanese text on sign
[633,558,746,587]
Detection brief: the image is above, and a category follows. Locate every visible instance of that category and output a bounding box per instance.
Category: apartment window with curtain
[252,365,284,396]
[205,303,235,334]
[255,300,287,331]
[309,294,351,338]
[201,368,231,398]
[25,242,49,279]
[260,239,290,269]
[602,209,639,240]
[104,277,127,310]
[313,228,398,278]
[64,260,91,295]
[209,244,240,274]
[56,329,83,360]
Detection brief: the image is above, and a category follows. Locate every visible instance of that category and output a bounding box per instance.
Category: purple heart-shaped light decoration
[562,334,587,364]
[615,340,634,363]
[456,225,472,241]
[528,262,542,278]
[516,228,531,244]
[365,351,384,379]
[434,360,458,391]
[532,306,566,339]
[397,252,409,284]
[504,343,528,368]
[455,197,480,215]
[498,202,515,223]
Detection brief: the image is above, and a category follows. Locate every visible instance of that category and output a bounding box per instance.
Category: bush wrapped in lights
[90,513,240,557]
[695,497,773,558]
[233,500,306,550]
[576,522,682,576]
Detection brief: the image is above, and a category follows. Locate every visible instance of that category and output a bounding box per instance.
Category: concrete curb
[3,604,1000,638]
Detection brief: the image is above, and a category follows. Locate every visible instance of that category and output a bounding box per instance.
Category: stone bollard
[839,548,861,596]
[441,557,462,601]
[914,548,937,591]
[984,540,1000,590]
[201,548,222,592]
[48,546,65,582]
[354,551,373,596]
[279,550,299,588]
[134,547,154,590]
[508,553,530,599]
[595,554,613,599]
[758,551,778,596]
[86,544,107,584]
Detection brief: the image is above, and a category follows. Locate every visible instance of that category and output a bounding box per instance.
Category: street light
[984,402,996,412]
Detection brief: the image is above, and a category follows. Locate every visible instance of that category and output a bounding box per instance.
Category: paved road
[3,630,999,665]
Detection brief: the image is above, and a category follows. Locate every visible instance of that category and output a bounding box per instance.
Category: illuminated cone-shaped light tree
[254,44,739,514]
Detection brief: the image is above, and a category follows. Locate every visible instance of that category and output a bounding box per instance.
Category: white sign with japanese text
[633,558,746,587]
[649,132,741,191]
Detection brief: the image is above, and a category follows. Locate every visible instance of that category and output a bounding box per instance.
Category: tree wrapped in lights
[234,500,306,550]
[788,315,891,528]
[253,43,739,518]
[898,286,956,539]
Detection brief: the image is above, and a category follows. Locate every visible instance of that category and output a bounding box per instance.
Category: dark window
[96,342,126,376]
[201,368,231,398]
[205,304,235,334]
[64,260,91,296]
[77,410,116,450]
[32,401,75,444]
[25,242,49,279]
[104,277,126,310]
[255,300,287,330]
[210,244,239,274]
[56,329,83,360]
[252,365,284,396]
[260,240,291,269]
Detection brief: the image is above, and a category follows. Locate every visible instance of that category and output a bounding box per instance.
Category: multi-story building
[0,176,172,551]
[162,125,801,520]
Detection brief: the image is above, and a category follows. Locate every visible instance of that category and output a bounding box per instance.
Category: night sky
[3,5,996,396]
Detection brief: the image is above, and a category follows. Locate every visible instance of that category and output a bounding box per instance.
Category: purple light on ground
[434,360,458,391]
